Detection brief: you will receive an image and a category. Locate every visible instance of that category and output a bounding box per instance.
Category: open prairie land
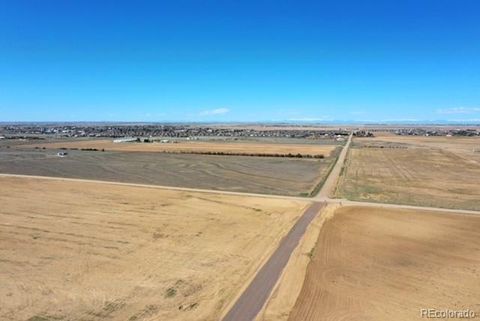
[368,134,480,156]
[0,176,307,321]
[23,139,336,157]
[288,206,480,321]
[336,136,480,210]
[0,149,335,196]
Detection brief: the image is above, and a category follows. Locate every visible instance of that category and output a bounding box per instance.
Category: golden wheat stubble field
[288,206,480,321]
[336,135,480,210]
[24,139,336,156]
[0,176,307,321]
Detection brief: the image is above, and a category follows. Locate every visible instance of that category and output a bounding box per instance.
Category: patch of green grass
[27,316,63,321]
[165,287,177,298]
[307,246,316,259]
[27,317,50,321]
[129,305,160,321]
[88,300,125,318]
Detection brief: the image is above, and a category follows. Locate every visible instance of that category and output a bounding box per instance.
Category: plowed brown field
[0,176,306,321]
[288,206,480,321]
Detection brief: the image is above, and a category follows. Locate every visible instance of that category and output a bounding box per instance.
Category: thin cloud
[287,116,332,121]
[199,108,230,116]
[436,107,480,115]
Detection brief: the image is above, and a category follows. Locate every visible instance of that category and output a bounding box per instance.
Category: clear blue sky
[1,0,479,122]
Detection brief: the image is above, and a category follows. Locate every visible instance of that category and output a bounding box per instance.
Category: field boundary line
[335,199,480,216]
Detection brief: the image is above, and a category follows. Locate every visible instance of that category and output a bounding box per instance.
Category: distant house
[57,152,68,157]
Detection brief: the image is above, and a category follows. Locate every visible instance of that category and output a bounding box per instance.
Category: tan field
[368,134,480,156]
[289,206,480,321]
[23,139,336,157]
[0,176,307,321]
[336,136,480,210]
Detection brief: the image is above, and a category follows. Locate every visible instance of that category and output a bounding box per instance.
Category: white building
[113,137,137,143]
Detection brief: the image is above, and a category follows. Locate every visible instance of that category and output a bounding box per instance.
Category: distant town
[0,124,479,141]
[0,124,350,140]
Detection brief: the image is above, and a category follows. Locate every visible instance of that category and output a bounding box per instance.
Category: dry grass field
[336,136,480,210]
[0,176,307,321]
[23,139,336,157]
[288,206,480,321]
[368,134,480,156]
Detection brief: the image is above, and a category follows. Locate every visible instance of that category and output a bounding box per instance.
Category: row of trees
[162,150,325,158]
[362,145,407,149]
[57,147,105,152]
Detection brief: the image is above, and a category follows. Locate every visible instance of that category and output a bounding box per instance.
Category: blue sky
[1,0,479,122]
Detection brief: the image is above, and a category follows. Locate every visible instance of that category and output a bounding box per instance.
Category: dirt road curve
[221,202,325,321]
[315,133,352,200]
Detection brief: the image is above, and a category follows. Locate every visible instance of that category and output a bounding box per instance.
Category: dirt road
[315,134,352,200]
[220,136,352,321]
[221,202,325,321]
